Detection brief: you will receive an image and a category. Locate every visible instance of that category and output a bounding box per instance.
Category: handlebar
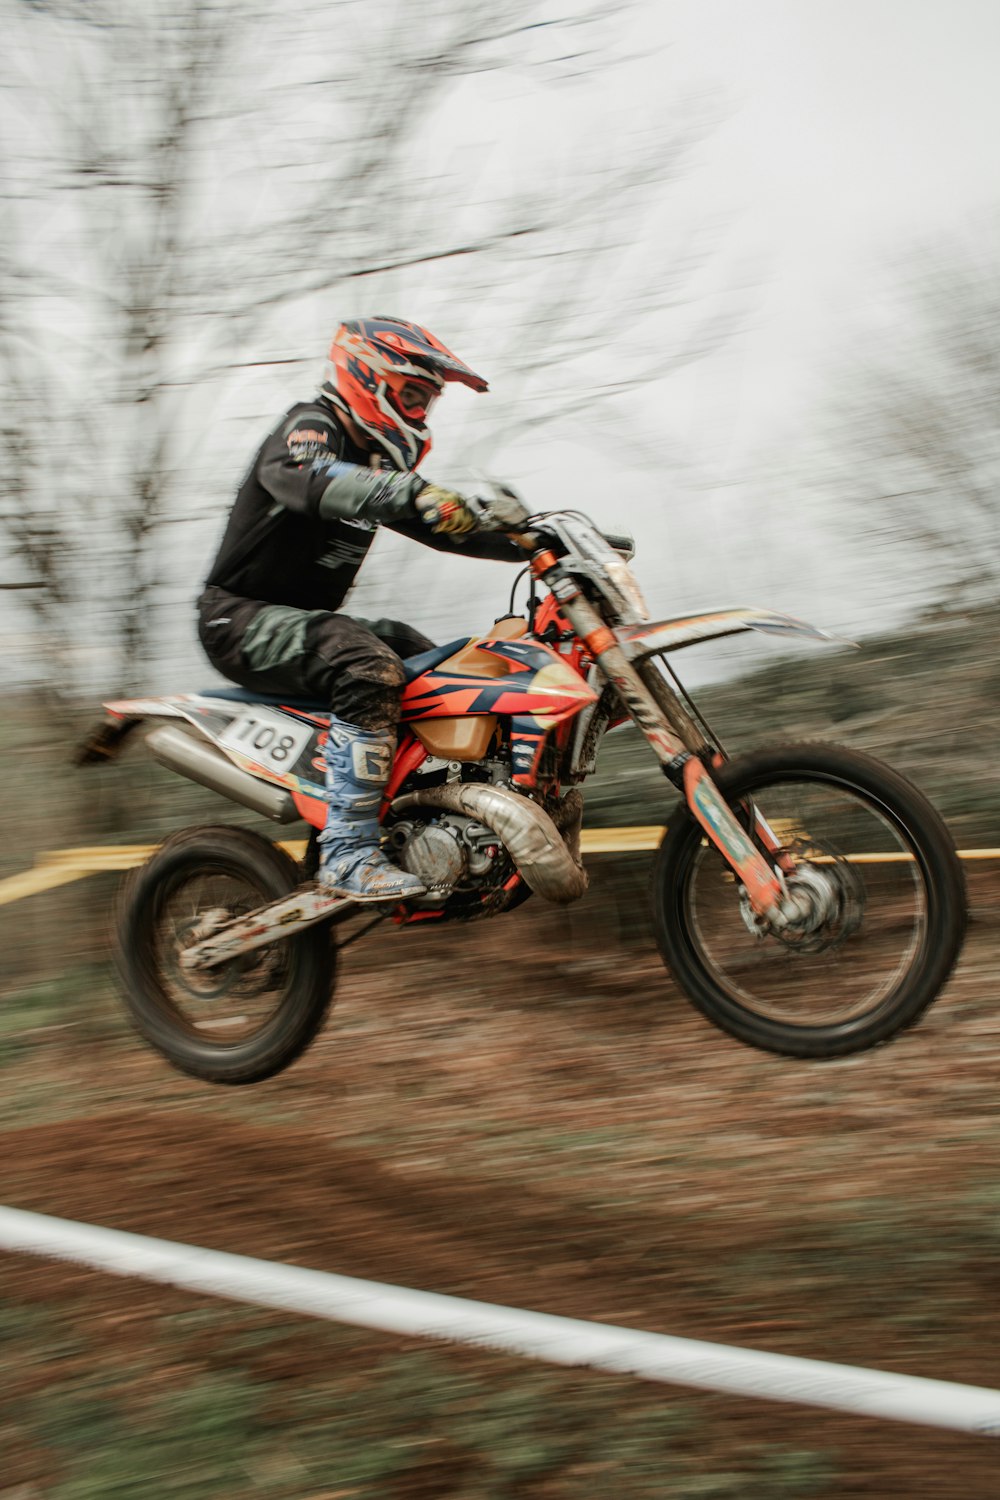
[503,524,635,564]
[468,492,634,561]
[602,531,635,560]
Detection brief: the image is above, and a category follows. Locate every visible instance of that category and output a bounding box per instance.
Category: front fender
[616,607,853,662]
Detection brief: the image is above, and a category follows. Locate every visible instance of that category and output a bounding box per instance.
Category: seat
[200,685,329,712]
[401,637,471,682]
[200,635,480,709]
[402,626,526,683]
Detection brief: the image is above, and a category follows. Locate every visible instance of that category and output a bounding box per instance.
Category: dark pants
[198,587,434,732]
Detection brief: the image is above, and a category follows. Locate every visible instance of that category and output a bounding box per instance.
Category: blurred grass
[0,1291,834,1498]
[0,962,122,1075]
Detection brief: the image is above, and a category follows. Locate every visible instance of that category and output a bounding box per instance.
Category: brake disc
[739,840,866,955]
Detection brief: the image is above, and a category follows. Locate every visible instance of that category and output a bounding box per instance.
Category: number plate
[217,707,315,774]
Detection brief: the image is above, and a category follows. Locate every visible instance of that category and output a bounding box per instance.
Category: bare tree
[814,225,1000,608]
[0,0,726,697]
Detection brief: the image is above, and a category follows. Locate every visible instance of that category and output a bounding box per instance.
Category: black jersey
[201,398,518,615]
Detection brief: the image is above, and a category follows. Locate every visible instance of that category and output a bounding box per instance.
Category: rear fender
[90,693,330,805]
[87,694,241,755]
[75,695,198,766]
[74,714,144,766]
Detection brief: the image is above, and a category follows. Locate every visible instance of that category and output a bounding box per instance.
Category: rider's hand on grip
[417,485,478,535]
[474,483,533,532]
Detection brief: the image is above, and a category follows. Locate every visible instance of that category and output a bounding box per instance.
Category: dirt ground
[2,857,1000,1497]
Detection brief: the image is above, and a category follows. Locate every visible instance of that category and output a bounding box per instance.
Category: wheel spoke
[154,868,291,1044]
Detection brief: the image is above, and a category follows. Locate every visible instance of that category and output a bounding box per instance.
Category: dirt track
[2,859,1000,1495]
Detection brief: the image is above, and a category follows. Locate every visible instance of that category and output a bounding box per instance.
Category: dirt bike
[80,490,966,1083]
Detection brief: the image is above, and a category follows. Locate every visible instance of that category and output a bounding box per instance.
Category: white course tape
[1,1205,997,1437]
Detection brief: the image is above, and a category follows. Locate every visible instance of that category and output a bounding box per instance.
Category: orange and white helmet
[322,317,488,470]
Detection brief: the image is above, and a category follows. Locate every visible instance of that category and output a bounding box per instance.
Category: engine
[386,811,505,904]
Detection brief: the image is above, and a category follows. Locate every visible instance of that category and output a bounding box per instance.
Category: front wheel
[652,744,966,1058]
[115,825,335,1084]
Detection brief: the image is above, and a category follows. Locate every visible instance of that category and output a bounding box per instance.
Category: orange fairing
[384,733,428,803]
[292,789,328,829]
[400,634,597,780]
[401,637,597,729]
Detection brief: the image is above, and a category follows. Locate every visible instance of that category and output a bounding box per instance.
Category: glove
[417,484,478,536]
[479,482,532,531]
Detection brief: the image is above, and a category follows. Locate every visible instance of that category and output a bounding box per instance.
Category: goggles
[385,373,442,423]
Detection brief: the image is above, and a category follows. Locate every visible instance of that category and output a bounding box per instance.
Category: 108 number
[234,719,297,763]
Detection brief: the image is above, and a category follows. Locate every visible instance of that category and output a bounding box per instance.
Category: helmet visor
[385,373,442,423]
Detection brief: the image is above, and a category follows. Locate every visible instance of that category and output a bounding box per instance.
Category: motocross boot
[316,715,426,903]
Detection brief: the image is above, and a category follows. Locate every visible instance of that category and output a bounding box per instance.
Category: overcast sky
[359,0,1000,660]
[662,0,1000,451]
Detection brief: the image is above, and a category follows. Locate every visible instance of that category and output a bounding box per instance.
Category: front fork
[556,592,792,926]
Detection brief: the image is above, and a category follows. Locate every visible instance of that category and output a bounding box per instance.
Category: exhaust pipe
[391,783,587,905]
[146,726,300,824]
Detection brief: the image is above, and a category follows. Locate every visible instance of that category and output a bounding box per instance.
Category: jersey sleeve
[386,516,524,563]
[257,407,424,524]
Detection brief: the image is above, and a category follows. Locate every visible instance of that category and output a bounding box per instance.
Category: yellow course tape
[2,831,999,908]
[579,826,665,853]
[0,864,102,907]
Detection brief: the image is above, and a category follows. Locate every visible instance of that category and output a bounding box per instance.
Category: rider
[198,317,521,903]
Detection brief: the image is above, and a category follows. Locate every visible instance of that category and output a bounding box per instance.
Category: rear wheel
[652,744,966,1057]
[115,825,335,1084]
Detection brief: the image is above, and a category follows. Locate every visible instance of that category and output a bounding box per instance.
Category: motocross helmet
[321,316,488,470]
